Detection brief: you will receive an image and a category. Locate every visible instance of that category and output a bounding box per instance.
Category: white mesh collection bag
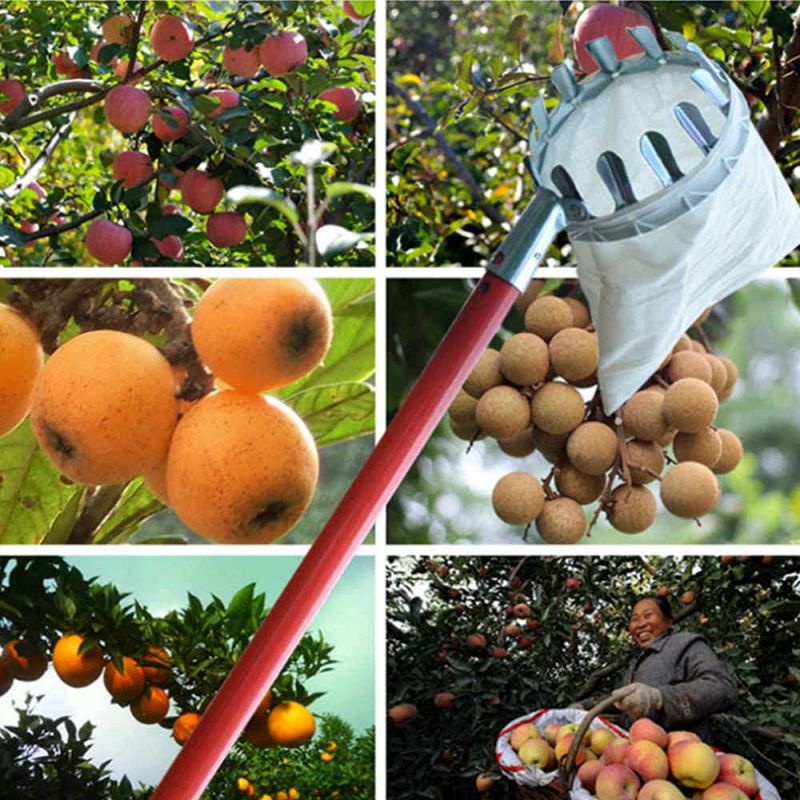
[495,707,783,799]
[517,28,800,413]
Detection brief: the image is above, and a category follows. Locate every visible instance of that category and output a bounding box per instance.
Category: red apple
[573,4,656,75]
[668,741,720,790]
[595,764,640,800]
[630,718,668,749]
[86,219,132,264]
[153,105,189,141]
[259,31,307,76]
[319,86,360,122]
[638,780,686,800]
[716,754,758,797]
[625,739,669,783]
[0,79,26,114]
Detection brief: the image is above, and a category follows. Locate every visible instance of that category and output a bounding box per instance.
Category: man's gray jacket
[622,627,738,741]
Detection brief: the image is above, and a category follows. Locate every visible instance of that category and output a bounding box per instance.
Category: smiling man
[612,596,738,742]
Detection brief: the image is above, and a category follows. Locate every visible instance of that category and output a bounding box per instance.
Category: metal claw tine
[686,41,728,83]
[586,36,620,73]
[626,26,664,60]
[665,30,689,50]
[691,69,730,112]
[675,102,718,155]
[551,63,579,102]
[597,151,637,210]
[531,96,550,138]
[640,131,684,187]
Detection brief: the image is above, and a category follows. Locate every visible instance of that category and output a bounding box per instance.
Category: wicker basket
[511,696,620,800]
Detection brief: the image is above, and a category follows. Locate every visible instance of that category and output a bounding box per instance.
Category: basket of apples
[496,697,782,800]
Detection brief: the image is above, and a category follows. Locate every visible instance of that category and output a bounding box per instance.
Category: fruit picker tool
[153,29,800,799]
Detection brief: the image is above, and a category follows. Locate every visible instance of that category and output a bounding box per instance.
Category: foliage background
[387,555,800,800]
[387,0,800,266]
[0,0,375,266]
[386,277,800,544]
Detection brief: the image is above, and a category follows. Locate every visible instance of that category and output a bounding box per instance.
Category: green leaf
[42,490,85,544]
[0,420,80,544]
[316,224,373,258]
[742,1,770,25]
[226,584,255,637]
[350,0,374,16]
[766,7,795,40]
[91,480,163,544]
[285,382,374,448]
[277,279,374,396]
[226,186,299,225]
[324,182,376,202]
[506,13,529,61]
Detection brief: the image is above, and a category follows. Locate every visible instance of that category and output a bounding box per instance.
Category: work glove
[611,683,663,719]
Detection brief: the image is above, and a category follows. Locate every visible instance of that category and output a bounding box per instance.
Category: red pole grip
[152,271,519,799]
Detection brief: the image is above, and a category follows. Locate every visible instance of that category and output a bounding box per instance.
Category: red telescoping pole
[151,272,521,799]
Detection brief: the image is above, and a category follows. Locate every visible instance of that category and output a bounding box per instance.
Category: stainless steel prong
[627,26,664,60]
[597,151,637,210]
[586,36,621,74]
[551,63,579,102]
[640,131,684,187]
[675,102,718,155]
[691,68,730,113]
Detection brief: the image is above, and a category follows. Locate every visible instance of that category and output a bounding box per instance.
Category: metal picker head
[491,27,800,413]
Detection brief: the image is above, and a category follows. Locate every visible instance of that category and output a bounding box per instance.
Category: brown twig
[67,485,126,544]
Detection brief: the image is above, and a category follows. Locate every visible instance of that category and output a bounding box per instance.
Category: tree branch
[388,78,507,227]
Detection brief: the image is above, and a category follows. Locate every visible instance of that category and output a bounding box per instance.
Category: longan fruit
[191,278,332,394]
[531,427,568,463]
[498,427,535,457]
[624,439,665,484]
[703,354,728,396]
[531,382,584,435]
[492,473,544,525]
[566,422,617,476]
[662,378,719,433]
[555,464,605,505]
[572,371,598,389]
[621,391,668,442]
[513,279,544,315]
[535,497,587,543]
[448,390,478,424]
[0,303,43,437]
[607,484,657,533]
[166,390,319,543]
[690,339,707,354]
[563,296,591,328]
[673,428,722,468]
[717,356,738,400]
[660,461,720,518]
[549,328,598,382]
[673,334,693,353]
[449,417,484,442]
[500,332,549,387]
[464,349,503,398]
[475,386,530,440]
[714,429,743,474]
[524,296,573,341]
[666,351,712,384]
[31,331,178,485]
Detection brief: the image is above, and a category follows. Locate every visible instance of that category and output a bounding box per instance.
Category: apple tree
[387,1,800,266]
[0,0,375,266]
[386,555,800,799]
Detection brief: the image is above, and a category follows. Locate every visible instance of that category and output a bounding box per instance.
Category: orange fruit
[172,711,201,745]
[0,659,13,695]
[165,391,319,544]
[0,303,43,437]
[140,645,171,685]
[104,656,145,702]
[2,639,47,681]
[52,633,105,687]
[237,777,251,792]
[131,685,170,723]
[255,687,273,715]
[244,712,275,748]
[266,701,316,747]
[190,278,333,393]
[276,792,289,800]
[321,752,334,762]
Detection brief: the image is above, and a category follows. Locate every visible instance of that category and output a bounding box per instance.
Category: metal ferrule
[486,188,566,290]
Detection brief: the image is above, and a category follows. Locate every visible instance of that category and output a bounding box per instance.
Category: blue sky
[0,554,375,789]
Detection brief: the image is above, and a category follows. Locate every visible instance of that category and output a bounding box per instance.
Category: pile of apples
[509,717,760,799]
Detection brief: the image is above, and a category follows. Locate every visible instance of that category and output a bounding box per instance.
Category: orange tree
[0,555,346,796]
[387,1,800,266]
[0,0,375,266]
[0,696,152,800]
[205,714,375,800]
[386,555,800,799]
[0,277,375,545]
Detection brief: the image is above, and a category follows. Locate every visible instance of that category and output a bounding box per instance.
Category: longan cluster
[448,281,743,542]
[0,279,332,544]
